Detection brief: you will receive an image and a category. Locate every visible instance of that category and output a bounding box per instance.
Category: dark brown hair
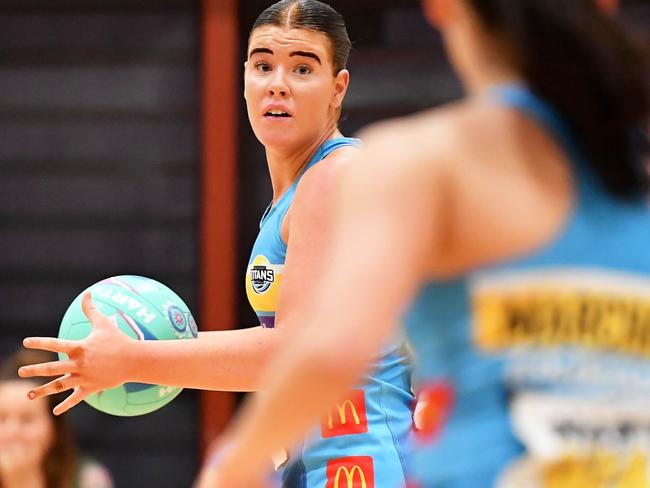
[251,0,351,74]
[0,350,78,488]
[467,0,649,199]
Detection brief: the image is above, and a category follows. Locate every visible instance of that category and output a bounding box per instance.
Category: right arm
[20,145,358,415]
[20,294,285,414]
[129,327,284,391]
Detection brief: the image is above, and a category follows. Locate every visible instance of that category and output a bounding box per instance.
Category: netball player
[200,0,650,486]
[20,2,414,487]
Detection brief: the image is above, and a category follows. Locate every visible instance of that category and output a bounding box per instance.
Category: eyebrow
[249,47,273,58]
[248,47,321,65]
[290,50,321,64]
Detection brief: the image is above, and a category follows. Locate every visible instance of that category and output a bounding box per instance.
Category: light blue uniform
[404,85,650,488]
[246,137,414,488]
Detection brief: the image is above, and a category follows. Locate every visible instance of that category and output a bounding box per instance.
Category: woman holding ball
[19,1,414,487]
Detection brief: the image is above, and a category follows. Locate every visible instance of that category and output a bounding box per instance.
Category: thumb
[81,292,107,328]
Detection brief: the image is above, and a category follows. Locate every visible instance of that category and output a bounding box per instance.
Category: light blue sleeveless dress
[246,137,415,488]
[404,85,650,488]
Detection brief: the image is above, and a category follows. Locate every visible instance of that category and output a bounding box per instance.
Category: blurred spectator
[0,350,113,488]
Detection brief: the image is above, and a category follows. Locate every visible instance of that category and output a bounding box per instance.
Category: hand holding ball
[21,275,197,416]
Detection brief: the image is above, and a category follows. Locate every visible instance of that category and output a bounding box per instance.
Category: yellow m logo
[333,465,367,488]
[321,390,368,438]
[327,400,360,429]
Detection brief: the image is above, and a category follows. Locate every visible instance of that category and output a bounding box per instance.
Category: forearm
[220,330,370,474]
[126,326,283,391]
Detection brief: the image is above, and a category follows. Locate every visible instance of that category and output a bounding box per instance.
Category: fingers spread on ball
[23,337,77,354]
[18,360,78,379]
[81,292,108,327]
[53,388,86,416]
[28,374,78,400]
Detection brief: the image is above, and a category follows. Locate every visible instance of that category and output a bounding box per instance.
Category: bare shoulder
[356,99,572,275]
[282,143,359,244]
[354,102,478,178]
[358,97,566,190]
[293,143,358,204]
[360,100,520,163]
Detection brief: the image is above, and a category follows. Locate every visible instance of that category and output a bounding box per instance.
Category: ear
[422,0,454,29]
[331,69,350,110]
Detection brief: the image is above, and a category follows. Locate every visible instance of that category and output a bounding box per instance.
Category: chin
[258,130,303,151]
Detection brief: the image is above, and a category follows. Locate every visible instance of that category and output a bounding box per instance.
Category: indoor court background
[0,1,648,486]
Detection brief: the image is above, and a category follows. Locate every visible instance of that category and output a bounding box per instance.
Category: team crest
[250,256,276,294]
[167,305,188,333]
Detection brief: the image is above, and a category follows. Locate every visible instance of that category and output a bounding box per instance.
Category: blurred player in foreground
[198,0,650,486]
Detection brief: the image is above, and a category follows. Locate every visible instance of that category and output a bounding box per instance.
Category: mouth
[264,109,292,119]
[264,105,291,120]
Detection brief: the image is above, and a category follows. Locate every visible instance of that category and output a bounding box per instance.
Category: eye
[294,64,312,75]
[255,61,272,73]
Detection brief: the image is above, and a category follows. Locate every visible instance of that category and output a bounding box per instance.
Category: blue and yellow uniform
[246,137,414,488]
[404,85,650,488]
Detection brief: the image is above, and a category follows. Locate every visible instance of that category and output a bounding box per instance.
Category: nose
[268,68,290,97]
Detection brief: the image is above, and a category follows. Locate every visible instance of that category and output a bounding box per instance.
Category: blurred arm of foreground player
[195,117,446,488]
[195,99,572,486]
[18,147,354,416]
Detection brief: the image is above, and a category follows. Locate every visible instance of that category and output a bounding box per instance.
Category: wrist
[120,336,142,383]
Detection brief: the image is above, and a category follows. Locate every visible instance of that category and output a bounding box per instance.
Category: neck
[463,57,525,96]
[265,126,342,203]
[455,22,526,96]
[3,469,47,488]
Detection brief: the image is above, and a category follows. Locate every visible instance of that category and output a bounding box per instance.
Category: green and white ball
[58,275,198,416]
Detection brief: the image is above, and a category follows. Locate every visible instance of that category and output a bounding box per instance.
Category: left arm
[197,126,445,485]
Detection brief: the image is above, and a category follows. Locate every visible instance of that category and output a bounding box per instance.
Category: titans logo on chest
[248,254,281,296]
[251,265,275,294]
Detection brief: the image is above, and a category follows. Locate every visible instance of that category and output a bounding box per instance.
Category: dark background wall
[1,0,648,487]
[0,1,200,486]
